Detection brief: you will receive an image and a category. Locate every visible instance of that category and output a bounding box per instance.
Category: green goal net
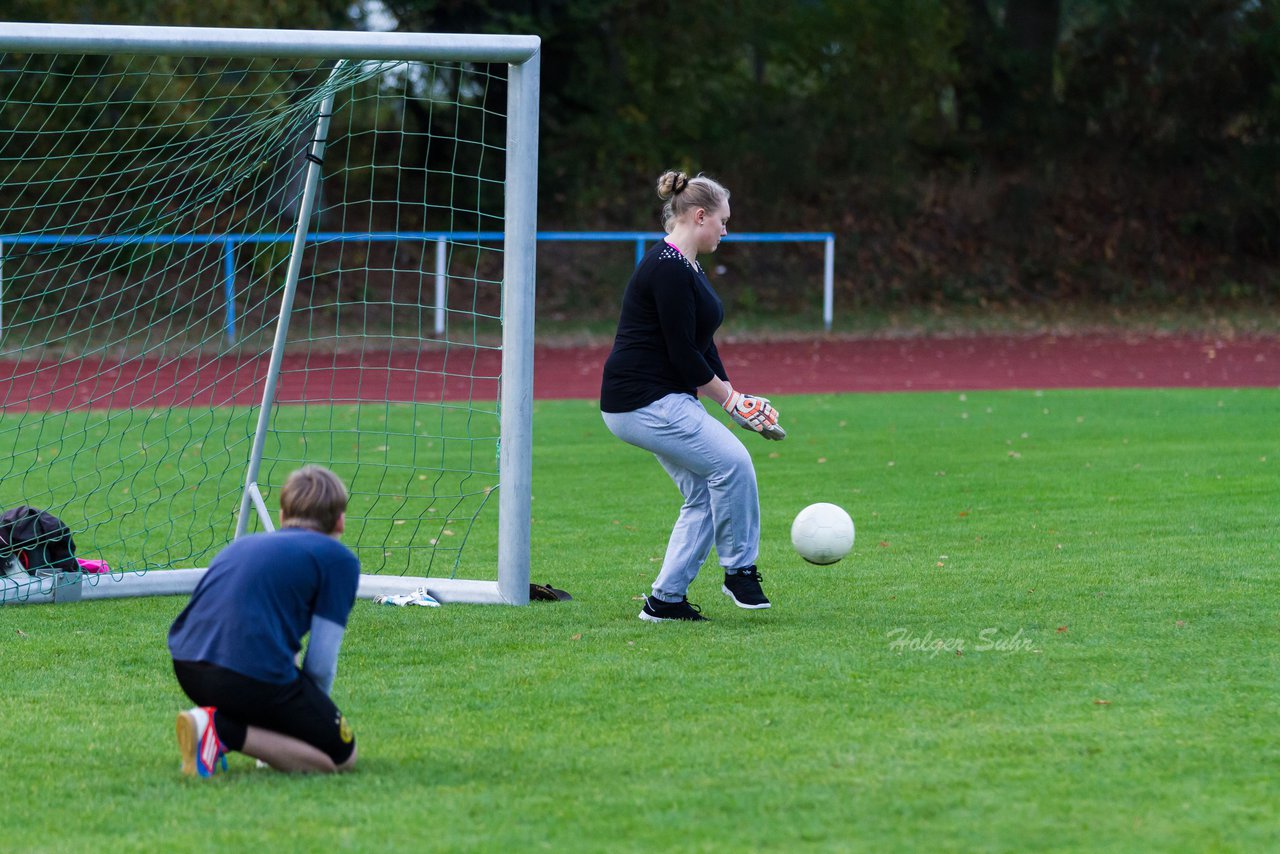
[0,25,539,605]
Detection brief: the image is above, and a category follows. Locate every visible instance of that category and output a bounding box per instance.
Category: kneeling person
[168,465,360,775]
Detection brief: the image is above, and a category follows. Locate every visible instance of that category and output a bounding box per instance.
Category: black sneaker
[639,595,709,622]
[722,567,771,609]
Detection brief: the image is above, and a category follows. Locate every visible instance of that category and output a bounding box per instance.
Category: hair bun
[657,170,689,200]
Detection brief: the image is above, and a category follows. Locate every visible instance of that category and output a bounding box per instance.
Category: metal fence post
[435,235,447,336]
[223,237,237,344]
[824,235,835,332]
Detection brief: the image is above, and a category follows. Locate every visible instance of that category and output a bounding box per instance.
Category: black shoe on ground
[722,566,771,609]
[639,595,709,622]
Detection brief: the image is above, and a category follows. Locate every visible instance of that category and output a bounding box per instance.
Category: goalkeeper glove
[723,390,786,440]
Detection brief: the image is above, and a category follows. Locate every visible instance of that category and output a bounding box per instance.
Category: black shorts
[173,660,355,765]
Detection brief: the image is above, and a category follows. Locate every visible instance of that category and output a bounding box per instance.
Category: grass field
[1,388,1276,851]
[0,402,501,583]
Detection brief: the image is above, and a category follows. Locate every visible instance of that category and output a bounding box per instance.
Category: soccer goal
[0,23,539,605]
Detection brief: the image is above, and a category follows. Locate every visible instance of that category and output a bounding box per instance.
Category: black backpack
[0,506,78,576]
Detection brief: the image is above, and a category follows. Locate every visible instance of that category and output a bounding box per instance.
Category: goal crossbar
[0,21,540,63]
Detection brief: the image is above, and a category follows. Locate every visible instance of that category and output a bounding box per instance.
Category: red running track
[535,335,1279,398]
[0,336,1276,411]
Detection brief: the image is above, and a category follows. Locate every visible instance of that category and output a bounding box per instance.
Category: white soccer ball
[790,502,855,565]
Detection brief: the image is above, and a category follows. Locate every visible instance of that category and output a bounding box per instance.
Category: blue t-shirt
[168,527,361,684]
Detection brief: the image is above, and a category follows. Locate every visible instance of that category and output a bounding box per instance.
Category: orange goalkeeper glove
[723,390,786,440]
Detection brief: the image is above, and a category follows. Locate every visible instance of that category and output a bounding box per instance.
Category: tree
[947,0,1063,156]
[0,0,352,29]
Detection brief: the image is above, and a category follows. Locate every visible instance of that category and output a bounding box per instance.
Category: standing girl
[601,170,785,622]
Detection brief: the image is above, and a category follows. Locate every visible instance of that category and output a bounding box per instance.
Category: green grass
[1,388,1277,851]
[0,402,500,580]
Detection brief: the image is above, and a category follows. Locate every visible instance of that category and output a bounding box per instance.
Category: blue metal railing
[0,230,837,342]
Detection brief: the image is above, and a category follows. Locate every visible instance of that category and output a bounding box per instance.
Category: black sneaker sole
[638,610,709,622]
[640,612,711,624]
[721,584,771,609]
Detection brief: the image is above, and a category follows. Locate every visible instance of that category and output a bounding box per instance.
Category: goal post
[0,23,539,605]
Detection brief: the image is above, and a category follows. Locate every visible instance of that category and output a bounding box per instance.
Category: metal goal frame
[0,22,540,605]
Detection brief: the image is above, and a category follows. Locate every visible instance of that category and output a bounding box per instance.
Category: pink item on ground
[77,558,111,574]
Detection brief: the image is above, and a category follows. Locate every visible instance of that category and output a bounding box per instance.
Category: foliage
[0,0,352,29]
[375,0,963,215]
[1057,0,1280,256]
[343,0,1280,304]
[3,0,1279,306]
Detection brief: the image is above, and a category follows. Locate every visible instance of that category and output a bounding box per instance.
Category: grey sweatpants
[602,393,760,602]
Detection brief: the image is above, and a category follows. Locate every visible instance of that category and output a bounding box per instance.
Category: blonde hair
[656,170,730,233]
[280,465,349,534]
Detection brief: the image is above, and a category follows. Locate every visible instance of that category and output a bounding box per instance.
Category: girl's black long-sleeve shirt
[600,241,729,413]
